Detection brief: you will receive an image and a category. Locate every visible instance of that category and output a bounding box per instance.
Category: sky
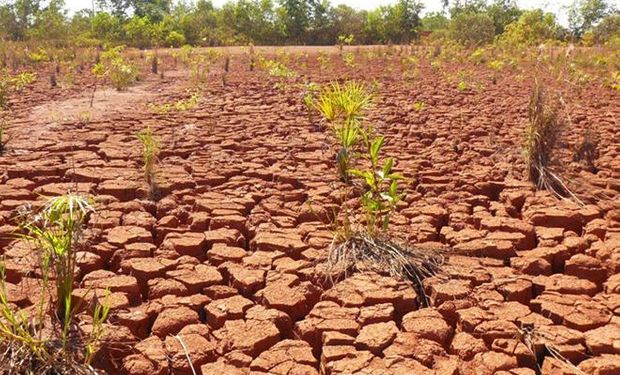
[63,0,619,26]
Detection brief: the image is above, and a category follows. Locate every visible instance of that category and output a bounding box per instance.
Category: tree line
[0,0,618,48]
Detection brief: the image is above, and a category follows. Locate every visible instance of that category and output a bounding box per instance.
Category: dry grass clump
[524,82,578,202]
[327,231,444,306]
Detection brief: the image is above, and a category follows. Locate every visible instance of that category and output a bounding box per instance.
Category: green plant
[318,53,330,71]
[148,93,202,114]
[314,81,372,183]
[343,52,355,68]
[302,82,320,124]
[0,193,109,373]
[350,133,404,234]
[412,101,425,111]
[136,127,160,199]
[108,58,137,91]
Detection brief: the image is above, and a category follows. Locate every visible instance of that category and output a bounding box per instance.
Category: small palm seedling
[314,81,372,182]
[136,127,160,200]
[302,82,320,125]
[573,129,599,173]
[0,193,110,373]
[524,82,578,201]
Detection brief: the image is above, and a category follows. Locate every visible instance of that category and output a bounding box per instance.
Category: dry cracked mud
[0,46,618,375]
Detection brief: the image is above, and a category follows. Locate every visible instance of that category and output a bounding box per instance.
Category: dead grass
[524,82,581,204]
[326,231,445,306]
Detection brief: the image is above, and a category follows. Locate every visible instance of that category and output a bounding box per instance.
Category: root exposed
[326,231,446,306]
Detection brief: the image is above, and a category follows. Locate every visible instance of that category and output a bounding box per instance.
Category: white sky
[64,0,620,26]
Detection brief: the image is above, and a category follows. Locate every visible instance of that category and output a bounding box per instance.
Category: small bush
[166,31,186,48]
[108,58,137,91]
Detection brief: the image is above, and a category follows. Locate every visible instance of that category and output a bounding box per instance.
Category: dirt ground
[0,45,618,375]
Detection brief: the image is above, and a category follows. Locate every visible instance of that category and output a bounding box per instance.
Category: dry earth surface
[0,46,619,375]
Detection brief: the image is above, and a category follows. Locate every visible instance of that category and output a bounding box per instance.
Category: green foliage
[499,9,559,46]
[263,59,297,79]
[591,13,620,44]
[99,46,137,91]
[165,30,186,47]
[0,70,37,109]
[449,12,496,46]
[343,52,355,68]
[420,11,449,31]
[315,81,372,182]
[568,0,612,38]
[148,92,202,114]
[350,131,404,234]
[412,100,425,111]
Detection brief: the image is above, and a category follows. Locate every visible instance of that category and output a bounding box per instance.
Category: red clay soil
[0,46,619,375]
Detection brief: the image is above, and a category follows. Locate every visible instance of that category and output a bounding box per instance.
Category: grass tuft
[524,81,579,202]
[0,193,109,374]
[136,127,160,200]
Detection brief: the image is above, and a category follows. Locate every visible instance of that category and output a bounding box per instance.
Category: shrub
[449,13,496,46]
[166,31,186,48]
[499,9,559,46]
[0,193,109,373]
[99,46,137,91]
[108,58,137,91]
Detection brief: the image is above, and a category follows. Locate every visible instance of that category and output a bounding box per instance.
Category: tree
[448,0,487,18]
[590,11,620,43]
[449,12,495,46]
[28,0,68,42]
[278,0,315,43]
[486,0,522,35]
[568,0,612,38]
[500,9,559,46]
[421,11,449,32]
[396,0,423,42]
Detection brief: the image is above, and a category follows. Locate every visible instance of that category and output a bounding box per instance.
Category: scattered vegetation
[148,93,202,114]
[0,193,109,374]
[98,47,137,91]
